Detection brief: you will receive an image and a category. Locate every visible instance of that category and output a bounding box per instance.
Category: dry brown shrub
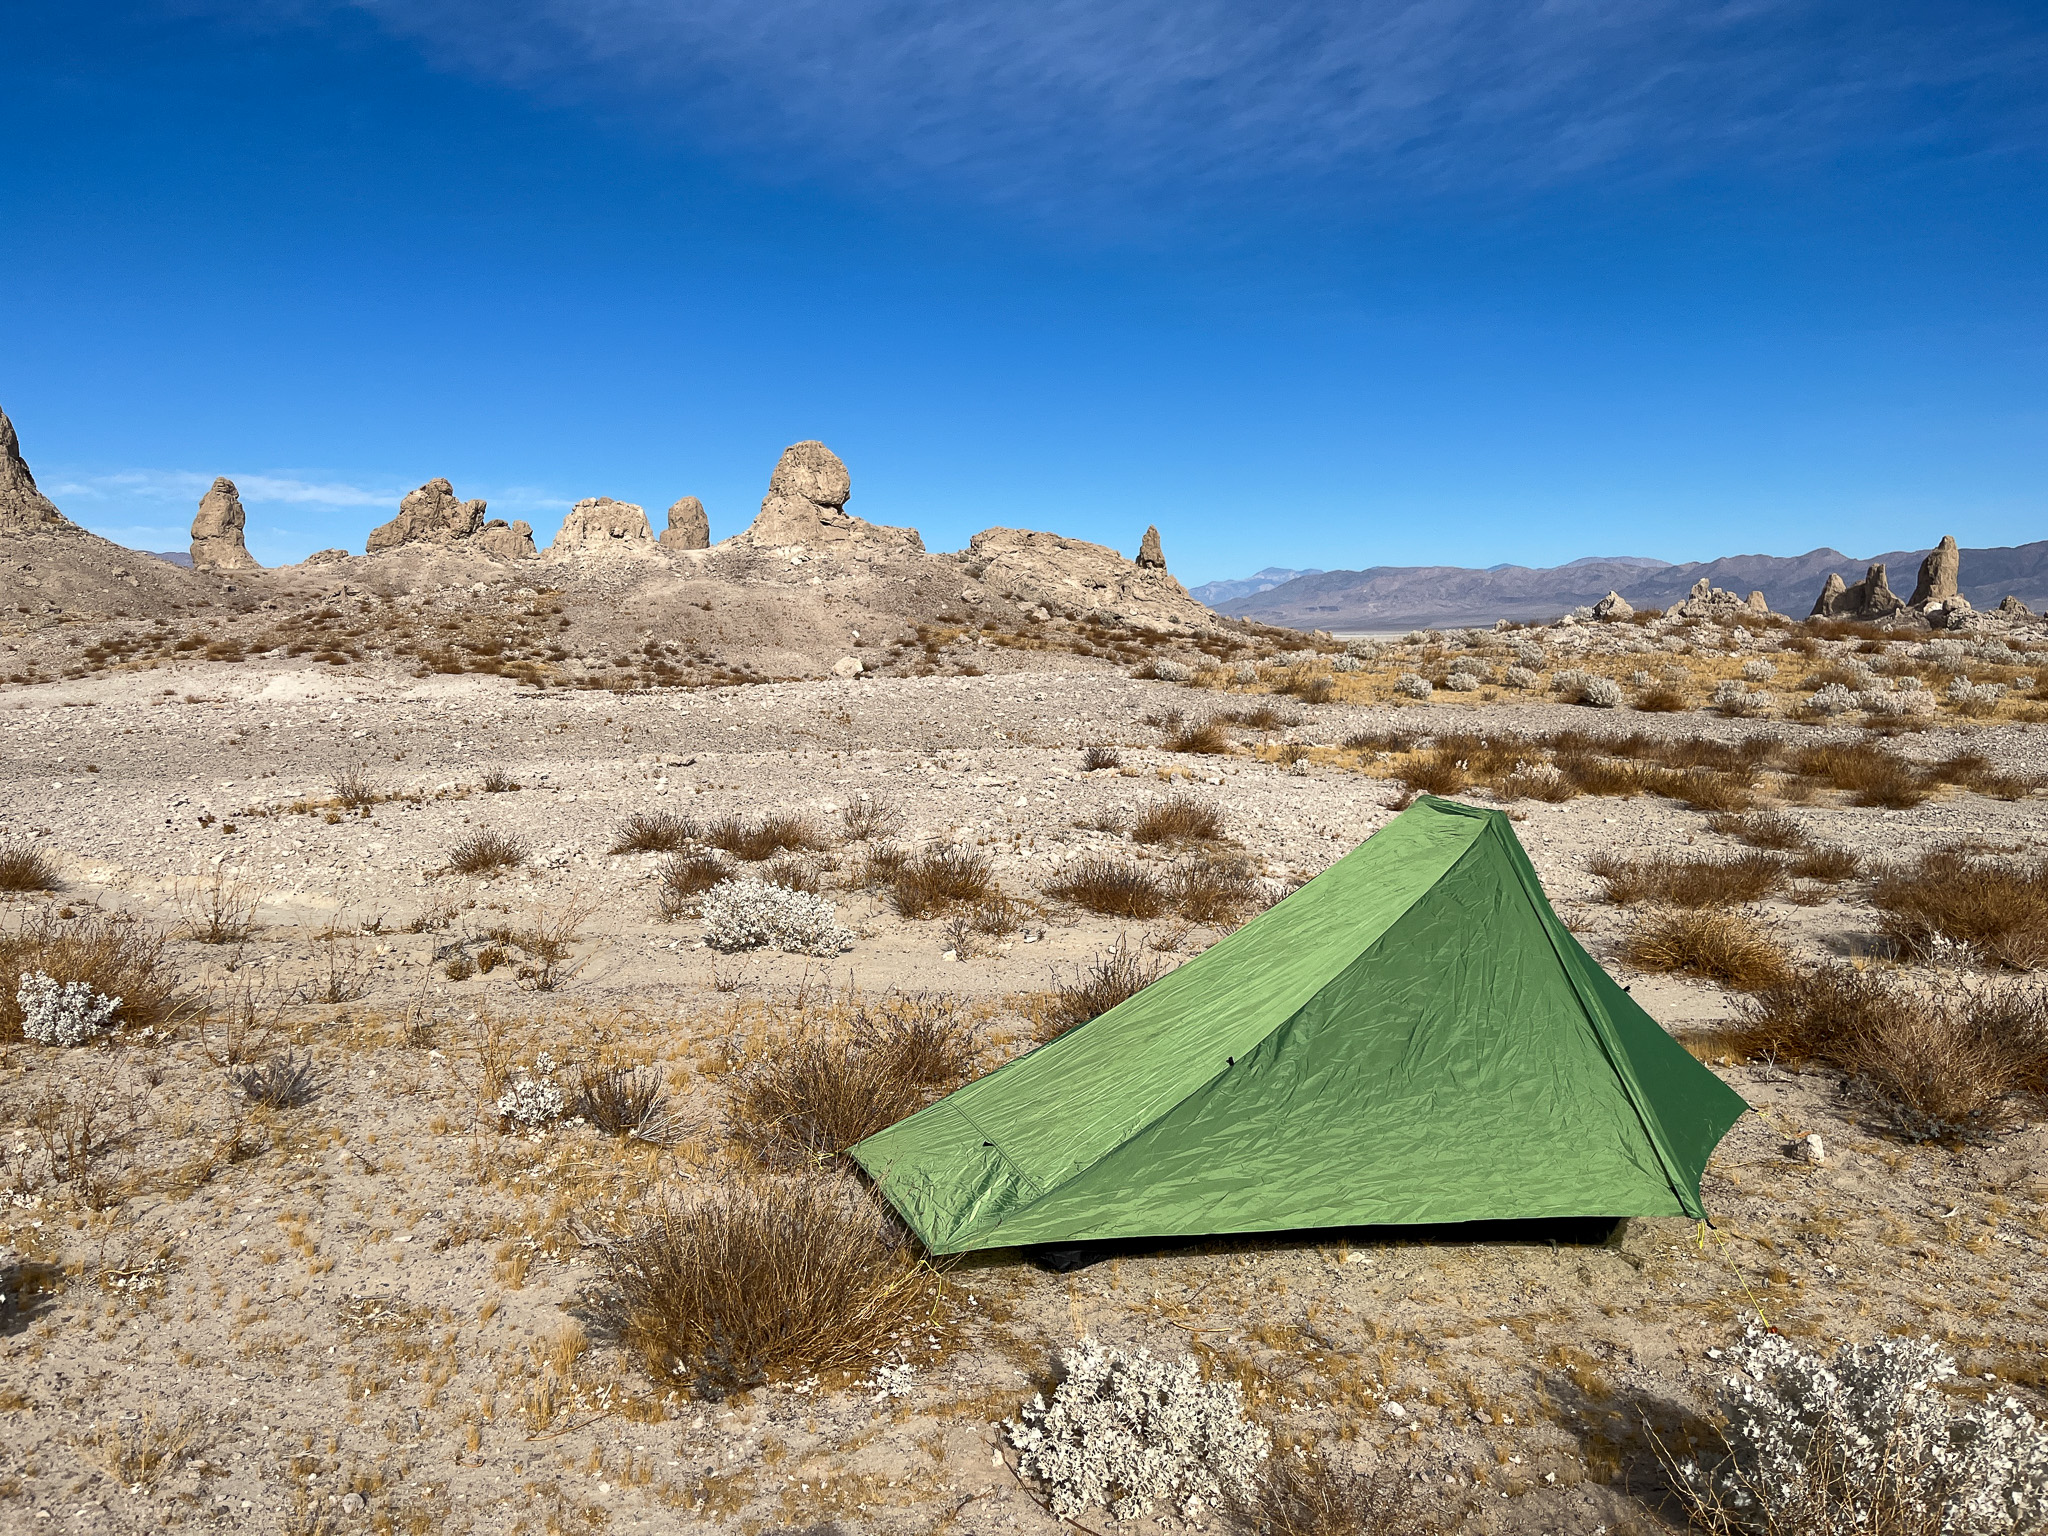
[1792,740,1929,808]
[1736,965,2048,1141]
[1553,750,1645,798]
[1872,846,2048,969]
[656,850,730,919]
[592,1172,936,1400]
[1657,766,1756,813]
[1620,908,1792,991]
[1398,749,1468,798]
[1165,855,1265,926]
[1341,727,1419,754]
[1164,717,1232,755]
[1588,850,1784,908]
[839,793,903,842]
[610,811,698,854]
[1230,703,1300,732]
[1041,934,1165,1041]
[1131,791,1228,846]
[705,813,829,862]
[0,910,190,1043]
[1081,744,1123,771]
[0,841,57,892]
[1223,1450,1441,1536]
[1045,856,1167,918]
[890,845,995,918]
[1635,684,1689,712]
[725,997,977,1165]
[447,828,527,874]
[330,761,380,809]
[572,1065,674,1141]
[852,843,912,890]
[1790,845,1861,883]
[1931,750,2041,801]
[1708,810,1810,851]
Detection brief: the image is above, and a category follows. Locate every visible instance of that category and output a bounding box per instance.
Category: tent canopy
[852,797,1748,1255]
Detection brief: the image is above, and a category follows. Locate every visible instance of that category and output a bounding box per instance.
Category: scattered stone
[661,495,710,551]
[1137,525,1166,570]
[1592,590,1634,621]
[188,477,261,571]
[548,498,655,556]
[366,478,487,552]
[832,656,864,678]
[0,405,74,533]
[1909,535,1960,608]
[475,519,537,559]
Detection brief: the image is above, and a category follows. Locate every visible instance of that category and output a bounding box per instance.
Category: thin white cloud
[48,469,403,508]
[260,0,2046,214]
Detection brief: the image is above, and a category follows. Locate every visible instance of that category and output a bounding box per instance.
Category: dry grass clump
[1932,749,2041,801]
[593,1172,936,1400]
[447,828,527,875]
[705,812,830,862]
[229,1049,320,1109]
[0,840,57,892]
[839,792,903,842]
[610,810,699,853]
[1398,748,1468,798]
[0,910,189,1043]
[1790,845,1861,883]
[1588,850,1784,908]
[1131,791,1228,845]
[1872,845,2048,969]
[1163,716,1231,755]
[1046,856,1167,918]
[1735,965,2048,1140]
[851,843,913,890]
[725,996,978,1165]
[1164,856,1265,926]
[177,872,259,944]
[1223,1451,1441,1536]
[1041,934,1166,1041]
[572,1065,674,1142]
[1620,908,1792,991]
[330,761,380,809]
[1081,744,1122,771]
[1634,683,1688,712]
[1791,741,1928,809]
[890,845,996,918]
[1227,703,1300,732]
[655,850,730,919]
[1707,810,1809,850]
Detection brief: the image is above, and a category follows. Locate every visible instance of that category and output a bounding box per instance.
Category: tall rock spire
[0,406,75,533]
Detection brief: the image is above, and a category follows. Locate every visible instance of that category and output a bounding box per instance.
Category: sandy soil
[2,652,2046,1536]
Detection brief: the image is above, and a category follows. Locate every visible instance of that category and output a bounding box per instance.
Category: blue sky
[3,2,2043,581]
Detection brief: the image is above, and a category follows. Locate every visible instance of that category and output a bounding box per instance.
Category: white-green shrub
[702,878,854,955]
[1503,665,1540,690]
[1679,1328,2048,1534]
[1741,658,1776,681]
[16,971,120,1047]
[1394,673,1432,700]
[1443,670,1482,692]
[1008,1339,1270,1523]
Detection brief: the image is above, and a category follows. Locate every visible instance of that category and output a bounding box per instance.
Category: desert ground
[4,589,2048,1536]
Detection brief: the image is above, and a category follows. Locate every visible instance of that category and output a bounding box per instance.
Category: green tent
[852,796,1747,1255]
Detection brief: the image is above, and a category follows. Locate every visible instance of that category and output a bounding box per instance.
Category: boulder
[1137,525,1166,570]
[0,406,74,533]
[831,655,864,678]
[744,440,923,550]
[662,495,710,552]
[1811,563,1903,620]
[367,478,487,552]
[547,497,656,556]
[1908,535,1959,608]
[1999,595,2033,616]
[189,477,260,571]
[475,519,537,559]
[1591,590,1634,621]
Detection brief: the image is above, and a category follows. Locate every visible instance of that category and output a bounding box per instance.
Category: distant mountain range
[1187,567,1323,606]
[1208,541,2048,631]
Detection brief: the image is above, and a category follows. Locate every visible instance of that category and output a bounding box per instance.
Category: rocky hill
[1221,543,2048,630]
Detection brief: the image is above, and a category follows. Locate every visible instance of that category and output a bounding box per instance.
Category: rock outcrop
[1812,562,1904,620]
[1673,577,1767,618]
[475,519,537,559]
[367,479,487,553]
[1592,590,1634,621]
[1909,535,1960,608]
[962,527,1212,630]
[1137,525,1166,570]
[661,496,710,552]
[1999,595,2034,617]
[189,477,261,571]
[547,498,655,556]
[744,441,922,551]
[0,406,74,533]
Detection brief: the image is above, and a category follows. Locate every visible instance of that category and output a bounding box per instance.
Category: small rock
[1382,1400,1406,1420]
[341,1492,366,1515]
[832,656,863,678]
[1797,1133,1825,1165]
